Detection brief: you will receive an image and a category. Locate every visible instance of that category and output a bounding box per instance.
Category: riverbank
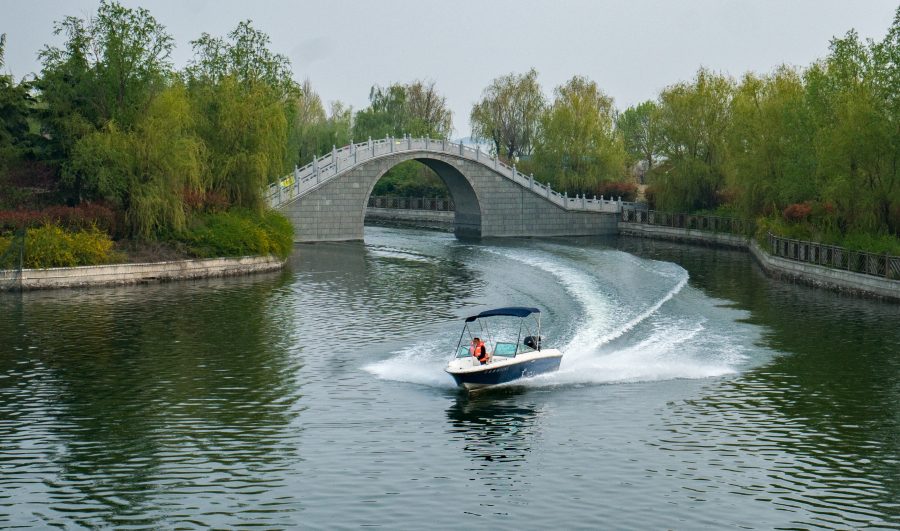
[6,255,283,291]
[619,221,900,301]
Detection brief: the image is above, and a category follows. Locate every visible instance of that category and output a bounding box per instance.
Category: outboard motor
[523,335,541,351]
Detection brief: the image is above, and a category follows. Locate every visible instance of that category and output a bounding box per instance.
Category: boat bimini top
[455,307,543,359]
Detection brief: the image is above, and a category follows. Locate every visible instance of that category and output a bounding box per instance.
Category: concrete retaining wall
[12,255,284,291]
[365,207,454,224]
[618,222,750,248]
[618,221,900,301]
[748,240,900,300]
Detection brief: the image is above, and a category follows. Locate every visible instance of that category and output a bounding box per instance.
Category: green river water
[1,225,899,530]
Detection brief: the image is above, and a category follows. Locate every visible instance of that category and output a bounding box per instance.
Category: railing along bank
[621,209,753,235]
[622,208,900,280]
[766,232,900,279]
[368,196,454,211]
[267,135,631,213]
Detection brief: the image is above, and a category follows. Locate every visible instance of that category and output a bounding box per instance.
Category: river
[2,224,899,529]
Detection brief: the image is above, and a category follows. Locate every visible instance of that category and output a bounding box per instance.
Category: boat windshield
[493,342,517,357]
[456,346,471,358]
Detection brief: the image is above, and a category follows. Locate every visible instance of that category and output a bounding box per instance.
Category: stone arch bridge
[267,136,626,241]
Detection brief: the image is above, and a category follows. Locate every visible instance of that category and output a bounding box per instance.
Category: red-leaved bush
[591,181,637,202]
[0,204,121,236]
[783,203,813,222]
[183,189,230,214]
[783,201,835,223]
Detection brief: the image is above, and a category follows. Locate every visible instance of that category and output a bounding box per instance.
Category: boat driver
[470,337,489,365]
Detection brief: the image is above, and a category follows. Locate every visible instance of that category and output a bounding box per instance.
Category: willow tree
[66,84,204,237]
[470,68,545,159]
[533,76,625,195]
[653,68,734,212]
[185,21,296,211]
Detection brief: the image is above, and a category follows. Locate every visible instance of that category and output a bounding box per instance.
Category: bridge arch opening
[363,154,482,238]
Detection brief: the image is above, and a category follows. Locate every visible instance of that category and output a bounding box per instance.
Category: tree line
[4,2,900,249]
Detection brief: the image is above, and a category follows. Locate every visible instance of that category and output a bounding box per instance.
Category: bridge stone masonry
[267,136,629,242]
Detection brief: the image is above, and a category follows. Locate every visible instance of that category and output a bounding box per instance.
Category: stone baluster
[459,139,464,156]
[547,183,551,199]
[529,173,534,190]
[512,163,516,179]
[426,134,430,149]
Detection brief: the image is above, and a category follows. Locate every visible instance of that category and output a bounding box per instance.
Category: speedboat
[445,307,563,391]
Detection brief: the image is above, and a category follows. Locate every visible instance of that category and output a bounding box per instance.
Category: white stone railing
[266,135,633,214]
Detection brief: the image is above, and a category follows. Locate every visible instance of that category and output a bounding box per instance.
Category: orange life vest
[469,340,488,363]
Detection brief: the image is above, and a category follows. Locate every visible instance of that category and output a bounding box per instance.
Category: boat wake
[365,244,749,390]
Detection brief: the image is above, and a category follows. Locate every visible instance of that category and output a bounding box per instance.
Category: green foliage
[185,20,297,97]
[168,208,294,260]
[0,224,122,268]
[189,76,287,211]
[470,68,545,159]
[652,68,733,212]
[618,100,662,171]
[186,21,296,209]
[65,83,204,238]
[37,1,174,143]
[371,160,450,198]
[291,99,352,166]
[533,76,626,195]
[0,38,36,153]
[353,80,452,141]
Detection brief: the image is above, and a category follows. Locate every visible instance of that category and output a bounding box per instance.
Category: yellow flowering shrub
[19,224,123,269]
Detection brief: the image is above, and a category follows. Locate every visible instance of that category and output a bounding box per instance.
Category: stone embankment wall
[13,255,283,291]
[365,207,454,224]
[618,222,749,249]
[619,221,900,301]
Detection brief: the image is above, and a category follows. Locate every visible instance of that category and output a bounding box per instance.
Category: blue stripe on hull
[450,356,562,390]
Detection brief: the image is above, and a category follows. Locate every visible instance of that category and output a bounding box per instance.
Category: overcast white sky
[3,1,899,137]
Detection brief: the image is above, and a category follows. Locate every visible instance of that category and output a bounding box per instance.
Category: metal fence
[367,196,455,211]
[621,209,754,235]
[767,232,900,279]
[621,208,900,280]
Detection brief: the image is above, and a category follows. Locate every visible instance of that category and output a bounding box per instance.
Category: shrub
[183,189,230,214]
[590,181,637,201]
[0,224,123,268]
[783,203,812,223]
[169,208,294,260]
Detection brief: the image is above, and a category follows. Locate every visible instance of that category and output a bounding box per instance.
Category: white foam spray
[366,245,746,389]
